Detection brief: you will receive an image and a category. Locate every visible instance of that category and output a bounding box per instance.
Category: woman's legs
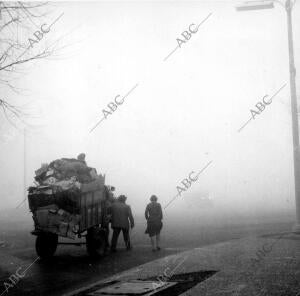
[156,233,161,250]
[150,235,156,251]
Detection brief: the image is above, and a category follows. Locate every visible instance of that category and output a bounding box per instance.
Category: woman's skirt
[145,220,163,237]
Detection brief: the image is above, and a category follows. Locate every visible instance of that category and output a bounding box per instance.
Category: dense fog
[1,0,299,224]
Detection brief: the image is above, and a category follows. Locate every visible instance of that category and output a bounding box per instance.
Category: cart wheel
[35,233,58,259]
[86,227,106,258]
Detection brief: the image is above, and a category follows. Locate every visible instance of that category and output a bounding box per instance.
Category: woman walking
[145,195,163,251]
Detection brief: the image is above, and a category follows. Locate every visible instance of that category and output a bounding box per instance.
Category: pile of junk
[28,153,106,239]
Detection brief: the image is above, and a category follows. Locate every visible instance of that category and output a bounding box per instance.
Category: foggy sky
[0,0,299,218]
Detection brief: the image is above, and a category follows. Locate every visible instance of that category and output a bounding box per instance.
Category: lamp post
[24,127,27,208]
[236,0,300,233]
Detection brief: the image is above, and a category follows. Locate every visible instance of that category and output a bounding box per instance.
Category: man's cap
[150,195,158,201]
[118,195,127,202]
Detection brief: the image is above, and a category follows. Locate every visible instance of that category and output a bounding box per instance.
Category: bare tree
[0,1,64,128]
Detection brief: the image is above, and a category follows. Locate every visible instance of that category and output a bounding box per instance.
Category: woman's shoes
[152,247,161,252]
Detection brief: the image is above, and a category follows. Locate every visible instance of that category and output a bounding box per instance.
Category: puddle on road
[71,270,218,296]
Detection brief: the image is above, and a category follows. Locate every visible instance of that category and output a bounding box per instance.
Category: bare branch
[0,2,66,127]
[0,17,19,32]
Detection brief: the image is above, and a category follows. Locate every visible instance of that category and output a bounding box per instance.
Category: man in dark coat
[110,195,134,252]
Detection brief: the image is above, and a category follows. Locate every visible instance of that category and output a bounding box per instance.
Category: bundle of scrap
[28,155,105,238]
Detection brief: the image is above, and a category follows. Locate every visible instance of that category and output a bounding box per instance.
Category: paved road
[65,233,299,296]
[0,215,294,296]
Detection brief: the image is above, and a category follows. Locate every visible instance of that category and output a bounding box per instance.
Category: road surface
[0,210,294,296]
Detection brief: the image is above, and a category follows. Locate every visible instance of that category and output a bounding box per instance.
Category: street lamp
[236,1,274,10]
[236,0,300,233]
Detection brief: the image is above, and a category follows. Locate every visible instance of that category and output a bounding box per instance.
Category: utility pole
[236,0,300,233]
[286,0,300,232]
[23,127,27,208]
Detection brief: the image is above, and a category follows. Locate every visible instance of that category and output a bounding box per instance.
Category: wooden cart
[28,183,114,259]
